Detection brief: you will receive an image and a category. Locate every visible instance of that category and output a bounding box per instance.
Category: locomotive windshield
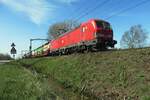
[95,21,103,28]
[95,21,112,30]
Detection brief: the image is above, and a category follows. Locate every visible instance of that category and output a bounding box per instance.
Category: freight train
[24,19,117,58]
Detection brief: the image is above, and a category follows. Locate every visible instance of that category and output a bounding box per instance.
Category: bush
[0,54,12,60]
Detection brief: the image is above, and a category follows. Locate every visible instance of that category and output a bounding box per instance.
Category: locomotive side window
[81,26,86,32]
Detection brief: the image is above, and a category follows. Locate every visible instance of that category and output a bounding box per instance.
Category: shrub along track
[19,48,150,100]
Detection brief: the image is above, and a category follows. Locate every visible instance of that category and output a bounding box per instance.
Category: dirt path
[0,60,12,64]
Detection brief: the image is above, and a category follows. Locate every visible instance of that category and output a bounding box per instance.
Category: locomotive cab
[94,20,117,48]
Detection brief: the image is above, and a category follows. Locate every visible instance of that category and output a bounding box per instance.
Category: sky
[0,0,150,57]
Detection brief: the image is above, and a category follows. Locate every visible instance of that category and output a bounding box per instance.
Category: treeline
[0,54,12,60]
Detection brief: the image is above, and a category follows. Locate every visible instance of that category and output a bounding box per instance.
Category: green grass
[18,48,150,99]
[0,63,59,100]
[0,62,82,100]
[0,64,41,100]
[1,48,150,99]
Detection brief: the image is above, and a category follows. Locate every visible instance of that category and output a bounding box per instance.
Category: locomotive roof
[52,19,109,40]
[88,19,109,23]
[52,25,80,40]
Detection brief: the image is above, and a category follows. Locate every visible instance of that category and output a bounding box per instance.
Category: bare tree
[48,20,80,39]
[120,25,148,48]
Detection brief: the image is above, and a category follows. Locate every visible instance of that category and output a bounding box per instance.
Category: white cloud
[56,0,79,4]
[1,0,56,25]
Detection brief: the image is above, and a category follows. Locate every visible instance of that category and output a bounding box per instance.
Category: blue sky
[0,0,150,57]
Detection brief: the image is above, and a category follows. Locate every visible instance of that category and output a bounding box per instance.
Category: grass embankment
[0,63,58,100]
[19,48,150,100]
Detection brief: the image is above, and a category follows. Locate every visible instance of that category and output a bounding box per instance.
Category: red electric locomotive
[49,19,117,55]
[25,19,117,58]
